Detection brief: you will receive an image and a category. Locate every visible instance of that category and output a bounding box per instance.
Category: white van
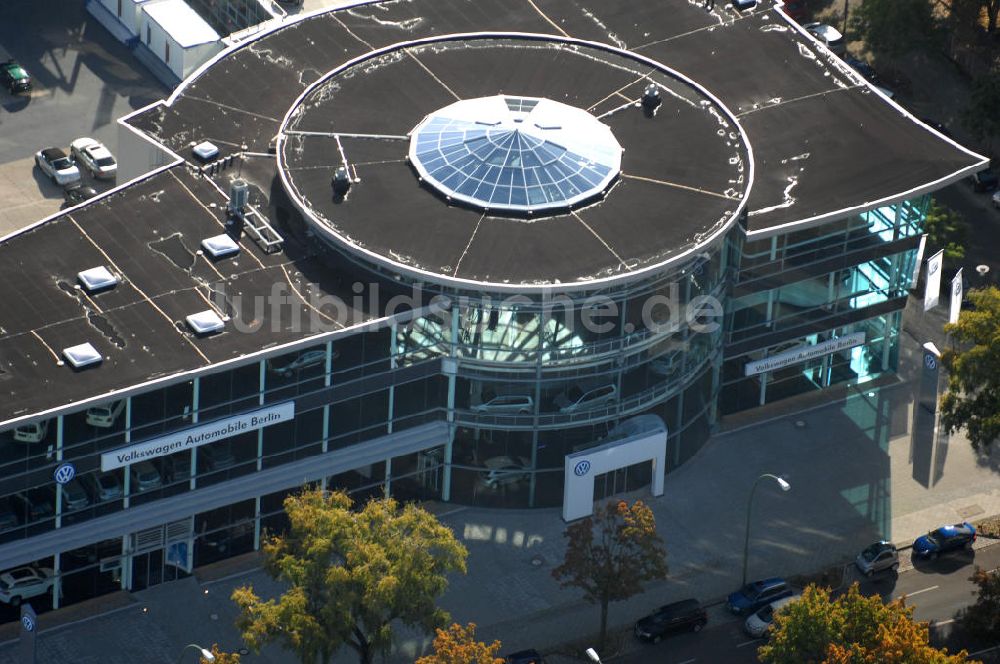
[12,420,49,443]
[86,400,125,428]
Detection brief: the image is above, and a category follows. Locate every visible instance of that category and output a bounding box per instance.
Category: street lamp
[742,473,791,586]
[176,644,215,664]
[585,647,602,663]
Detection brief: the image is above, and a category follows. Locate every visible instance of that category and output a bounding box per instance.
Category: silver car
[855,541,898,577]
[70,137,117,180]
[34,147,81,187]
[130,462,162,492]
[478,456,531,489]
[554,384,618,413]
[471,395,534,414]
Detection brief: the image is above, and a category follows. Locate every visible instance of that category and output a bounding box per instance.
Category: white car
[744,594,800,638]
[34,147,81,187]
[12,419,49,443]
[70,138,117,180]
[478,455,531,489]
[471,395,534,414]
[0,567,56,606]
[554,384,618,413]
[267,349,335,377]
[802,22,846,56]
[86,400,125,428]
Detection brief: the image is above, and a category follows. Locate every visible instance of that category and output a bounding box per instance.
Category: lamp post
[742,473,791,586]
[585,647,602,663]
[176,644,215,664]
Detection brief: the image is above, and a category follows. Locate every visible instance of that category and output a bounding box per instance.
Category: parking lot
[0,0,165,235]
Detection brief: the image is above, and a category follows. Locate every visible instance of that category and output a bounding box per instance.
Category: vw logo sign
[954,281,962,295]
[924,354,937,371]
[21,615,34,632]
[53,463,76,485]
[929,261,940,276]
[573,460,591,477]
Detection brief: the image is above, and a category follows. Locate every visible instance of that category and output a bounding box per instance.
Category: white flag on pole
[911,234,927,289]
[949,268,963,324]
[924,249,944,311]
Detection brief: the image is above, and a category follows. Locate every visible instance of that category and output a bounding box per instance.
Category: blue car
[727,578,794,616]
[912,523,976,559]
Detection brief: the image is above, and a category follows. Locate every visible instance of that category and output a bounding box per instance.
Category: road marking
[676,659,697,664]
[933,618,956,626]
[736,638,762,648]
[902,585,939,598]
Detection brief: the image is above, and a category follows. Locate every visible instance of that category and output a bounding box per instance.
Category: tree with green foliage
[961,567,1000,639]
[415,623,504,664]
[941,287,1000,451]
[200,644,241,664]
[923,200,967,263]
[962,70,1000,145]
[850,0,938,61]
[552,500,667,652]
[232,489,468,664]
[759,583,969,663]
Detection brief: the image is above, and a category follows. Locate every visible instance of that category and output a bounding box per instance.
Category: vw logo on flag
[21,614,34,632]
[53,463,76,485]
[574,460,591,477]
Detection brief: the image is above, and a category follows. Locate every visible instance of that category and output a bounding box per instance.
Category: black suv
[634,598,707,643]
[971,168,999,192]
[504,650,545,664]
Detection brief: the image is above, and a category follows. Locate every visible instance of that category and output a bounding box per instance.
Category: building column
[441,308,459,502]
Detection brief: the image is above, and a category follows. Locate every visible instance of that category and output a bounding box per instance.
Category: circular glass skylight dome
[408,95,623,214]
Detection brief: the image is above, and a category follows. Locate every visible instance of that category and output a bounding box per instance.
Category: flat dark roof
[280,37,749,289]
[1,0,985,425]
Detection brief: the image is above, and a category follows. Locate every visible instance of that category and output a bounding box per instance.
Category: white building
[139,0,222,83]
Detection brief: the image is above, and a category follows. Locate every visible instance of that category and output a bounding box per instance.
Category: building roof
[143,0,219,48]
[0,0,987,427]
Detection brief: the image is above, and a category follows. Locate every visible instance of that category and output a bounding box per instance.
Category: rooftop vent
[641,84,662,111]
[186,310,225,335]
[192,141,220,162]
[77,266,119,293]
[229,178,249,216]
[201,234,240,258]
[332,166,351,196]
[63,342,102,369]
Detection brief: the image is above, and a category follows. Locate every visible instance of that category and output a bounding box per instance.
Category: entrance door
[592,461,652,502]
[131,548,164,591]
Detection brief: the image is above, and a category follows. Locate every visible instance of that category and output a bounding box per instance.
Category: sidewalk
[4,299,1000,663]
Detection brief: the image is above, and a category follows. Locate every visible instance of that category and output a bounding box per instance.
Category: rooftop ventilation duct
[77,266,119,293]
[229,179,249,216]
[641,84,661,111]
[63,342,102,369]
[186,310,226,335]
[201,234,240,258]
[193,141,219,162]
[331,166,351,196]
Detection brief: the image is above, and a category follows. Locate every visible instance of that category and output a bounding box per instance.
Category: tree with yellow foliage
[415,623,504,664]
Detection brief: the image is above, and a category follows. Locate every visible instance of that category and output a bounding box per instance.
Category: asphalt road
[616,543,1000,664]
[0,0,165,165]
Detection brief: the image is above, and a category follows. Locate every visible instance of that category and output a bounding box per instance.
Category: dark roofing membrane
[0,0,985,426]
[279,37,749,288]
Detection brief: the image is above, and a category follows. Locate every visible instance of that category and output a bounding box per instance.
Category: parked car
[912,522,976,559]
[634,598,707,643]
[63,183,98,206]
[0,567,55,606]
[855,540,899,576]
[0,498,20,531]
[0,59,31,94]
[992,190,1000,210]
[85,470,123,501]
[12,419,49,443]
[130,461,163,492]
[157,452,193,484]
[803,22,846,56]
[553,384,618,413]
[845,57,881,85]
[479,456,532,489]
[504,650,545,664]
[266,349,332,377]
[199,444,237,472]
[970,168,999,192]
[11,488,55,522]
[744,594,800,637]
[60,478,91,511]
[34,147,81,187]
[86,400,125,428]
[70,137,117,180]
[731,0,757,9]
[471,395,534,414]
[727,578,795,616]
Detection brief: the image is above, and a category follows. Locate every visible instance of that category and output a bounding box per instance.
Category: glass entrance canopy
[408,95,623,214]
